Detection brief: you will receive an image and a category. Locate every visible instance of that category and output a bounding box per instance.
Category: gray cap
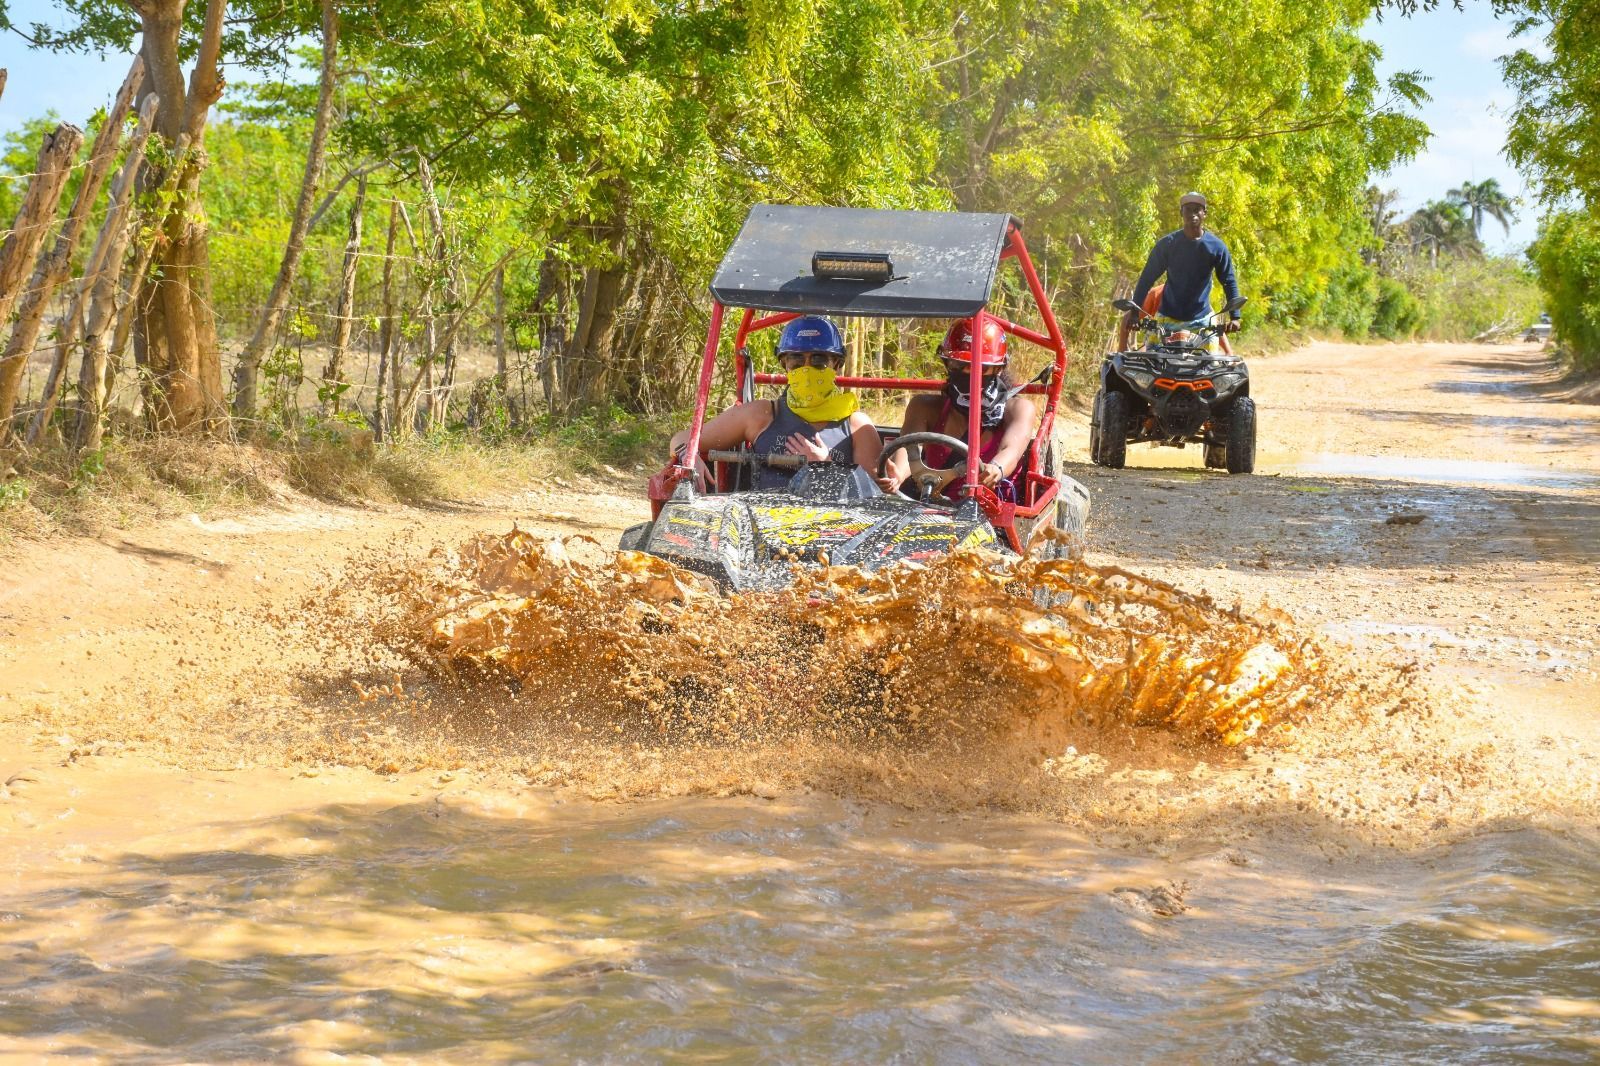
[1179,191,1207,208]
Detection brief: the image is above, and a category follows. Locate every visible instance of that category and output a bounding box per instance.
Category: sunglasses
[944,358,1004,378]
[779,352,843,369]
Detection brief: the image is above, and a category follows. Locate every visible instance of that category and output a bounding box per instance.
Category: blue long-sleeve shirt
[1131,229,1242,321]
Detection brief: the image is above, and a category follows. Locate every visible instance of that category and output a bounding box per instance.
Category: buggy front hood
[639,490,1001,592]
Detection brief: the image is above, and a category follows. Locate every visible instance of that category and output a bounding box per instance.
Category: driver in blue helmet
[666,314,884,491]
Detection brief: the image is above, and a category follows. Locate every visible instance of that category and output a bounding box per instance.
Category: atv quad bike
[1090,295,1255,473]
[621,204,1090,591]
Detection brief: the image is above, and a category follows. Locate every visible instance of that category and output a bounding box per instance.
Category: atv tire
[1089,389,1105,464]
[1094,391,1129,469]
[1225,397,1256,474]
[619,522,654,551]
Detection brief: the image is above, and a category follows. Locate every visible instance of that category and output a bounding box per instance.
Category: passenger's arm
[848,412,884,477]
[667,402,767,462]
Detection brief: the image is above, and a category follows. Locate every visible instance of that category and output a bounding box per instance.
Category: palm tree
[1408,201,1480,265]
[1447,178,1516,239]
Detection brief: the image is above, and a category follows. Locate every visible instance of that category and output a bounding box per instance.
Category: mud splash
[377,529,1325,750]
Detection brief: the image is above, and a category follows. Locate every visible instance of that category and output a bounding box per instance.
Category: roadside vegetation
[0,0,1593,538]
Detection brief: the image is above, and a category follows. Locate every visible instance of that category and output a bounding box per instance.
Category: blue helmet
[777,315,845,356]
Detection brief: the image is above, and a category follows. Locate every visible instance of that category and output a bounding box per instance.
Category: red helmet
[940,318,1008,365]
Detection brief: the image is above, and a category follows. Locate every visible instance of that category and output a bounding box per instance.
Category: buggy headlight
[1123,368,1156,390]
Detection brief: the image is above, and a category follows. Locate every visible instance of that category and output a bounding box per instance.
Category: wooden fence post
[0,58,143,434]
[321,173,366,409]
[374,199,399,442]
[0,123,85,431]
[24,95,161,446]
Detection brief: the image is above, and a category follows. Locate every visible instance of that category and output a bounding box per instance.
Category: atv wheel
[1225,397,1256,474]
[1094,391,1129,468]
[1203,442,1227,469]
[1089,389,1105,463]
[618,522,654,551]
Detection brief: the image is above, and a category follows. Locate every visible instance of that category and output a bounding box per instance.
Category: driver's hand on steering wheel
[875,471,904,493]
[785,432,830,462]
[958,460,1004,487]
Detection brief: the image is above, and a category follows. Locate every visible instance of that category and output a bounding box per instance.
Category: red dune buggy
[621,204,1090,591]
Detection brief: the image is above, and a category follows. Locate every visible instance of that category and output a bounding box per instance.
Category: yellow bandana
[785,367,859,422]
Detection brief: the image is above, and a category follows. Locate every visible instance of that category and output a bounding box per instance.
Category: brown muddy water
[3,533,1597,1062]
[2,795,1595,1063]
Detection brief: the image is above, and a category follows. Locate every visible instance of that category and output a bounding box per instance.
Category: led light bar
[811,251,894,282]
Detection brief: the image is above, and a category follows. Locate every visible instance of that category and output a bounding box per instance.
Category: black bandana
[946,372,1010,428]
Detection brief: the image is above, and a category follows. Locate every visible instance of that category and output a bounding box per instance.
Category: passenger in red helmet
[878,317,1036,501]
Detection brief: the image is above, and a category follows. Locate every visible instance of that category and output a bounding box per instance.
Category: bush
[1401,255,1542,341]
[1317,266,1380,339]
[1529,210,1600,370]
[1371,276,1423,339]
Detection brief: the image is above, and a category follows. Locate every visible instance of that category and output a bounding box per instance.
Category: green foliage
[0,477,31,508]
[1528,210,1600,370]
[1502,0,1600,209]
[1404,255,1543,341]
[1371,276,1424,339]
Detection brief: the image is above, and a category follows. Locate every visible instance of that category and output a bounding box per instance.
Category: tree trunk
[374,199,399,442]
[493,263,507,380]
[534,251,565,411]
[231,0,340,418]
[321,172,365,410]
[135,0,229,434]
[19,94,160,447]
[416,154,461,427]
[0,122,85,430]
[558,212,627,414]
[0,59,142,434]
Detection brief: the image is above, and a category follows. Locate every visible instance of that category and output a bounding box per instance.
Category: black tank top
[749,393,854,491]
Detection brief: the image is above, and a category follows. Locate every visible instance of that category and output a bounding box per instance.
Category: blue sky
[1,1,1546,252]
[1362,4,1547,253]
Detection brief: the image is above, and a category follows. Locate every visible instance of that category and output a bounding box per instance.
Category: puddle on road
[1281,453,1599,490]
[2,790,1595,1063]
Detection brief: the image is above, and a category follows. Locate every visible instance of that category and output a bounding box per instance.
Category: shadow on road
[1075,463,1600,571]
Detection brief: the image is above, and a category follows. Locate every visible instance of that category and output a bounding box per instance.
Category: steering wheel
[877,432,970,507]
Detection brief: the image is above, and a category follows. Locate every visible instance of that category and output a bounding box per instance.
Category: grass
[0,412,675,545]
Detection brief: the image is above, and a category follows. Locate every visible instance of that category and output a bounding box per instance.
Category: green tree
[1407,200,1481,264]
[1447,177,1515,238]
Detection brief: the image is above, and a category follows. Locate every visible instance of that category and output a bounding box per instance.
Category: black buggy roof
[709,204,1017,318]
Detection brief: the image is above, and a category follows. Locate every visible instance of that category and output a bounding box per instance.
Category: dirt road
[2,340,1597,1061]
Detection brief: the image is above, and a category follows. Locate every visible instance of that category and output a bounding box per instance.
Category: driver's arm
[879,396,934,490]
[985,396,1038,483]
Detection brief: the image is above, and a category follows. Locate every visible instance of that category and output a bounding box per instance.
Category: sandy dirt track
[1,339,1597,1061]
[3,336,1597,851]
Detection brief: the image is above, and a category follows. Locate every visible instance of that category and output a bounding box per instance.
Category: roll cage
[648,204,1071,554]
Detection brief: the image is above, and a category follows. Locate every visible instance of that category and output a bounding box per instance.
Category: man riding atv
[1122,191,1243,349]
[667,315,882,495]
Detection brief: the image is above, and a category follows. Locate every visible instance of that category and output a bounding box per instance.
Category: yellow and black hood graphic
[631,487,1001,592]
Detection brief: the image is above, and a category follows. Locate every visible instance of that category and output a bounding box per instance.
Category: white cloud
[1460,28,1513,60]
